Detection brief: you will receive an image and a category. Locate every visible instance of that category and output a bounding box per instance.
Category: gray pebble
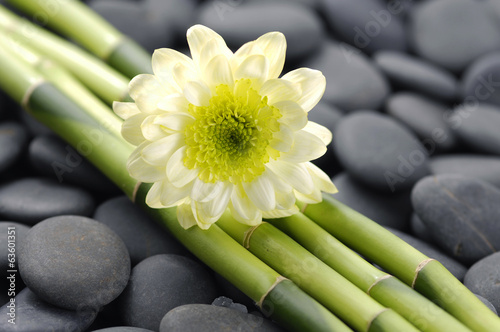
[475,294,498,315]
[0,178,95,225]
[0,122,29,174]
[159,304,285,332]
[410,213,434,244]
[334,111,430,192]
[18,215,130,311]
[117,254,218,330]
[0,222,30,277]
[461,52,500,108]
[92,327,154,332]
[412,175,500,265]
[212,296,248,313]
[144,0,196,37]
[464,252,500,314]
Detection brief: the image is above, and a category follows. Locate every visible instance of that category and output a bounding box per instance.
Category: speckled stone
[461,52,500,107]
[18,216,130,311]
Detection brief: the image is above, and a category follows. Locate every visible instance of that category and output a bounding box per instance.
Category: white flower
[113,25,337,229]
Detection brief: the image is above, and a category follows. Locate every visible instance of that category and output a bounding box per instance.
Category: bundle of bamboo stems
[0,1,498,331]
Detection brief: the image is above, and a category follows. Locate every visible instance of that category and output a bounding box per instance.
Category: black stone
[196,0,324,60]
[429,154,500,188]
[461,52,500,107]
[159,304,285,332]
[0,222,30,277]
[93,196,187,266]
[410,213,433,244]
[330,172,412,231]
[451,103,500,155]
[374,52,457,102]
[92,327,154,332]
[387,228,467,281]
[334,111,430,192]
[29,135,119,194]
[385,92,458,152]
[412,175,500,265]
[0,122,29,174]
[0,288,97,331]
[18,215,130,311]
[409,0,500,73]
[476,294,498,315]
[0,178,95,225]
[304,42,390,112]
[117,254,218,330]
[212,296,248,314]
[321,0,407,54]
[464,252,500,314]
[143,0,197,37]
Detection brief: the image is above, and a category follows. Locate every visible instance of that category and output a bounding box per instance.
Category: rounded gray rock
[476,294,498,315]
[0,222,30,277]
[410,213,433,244]
[18,215,130,311]
[334,111,430,192]
[0,122,29,174]
[461,52,500,107]
[92,327,154,332]
[412,175,500,265]
[464,252,500,314]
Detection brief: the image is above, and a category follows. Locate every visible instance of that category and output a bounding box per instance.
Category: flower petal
[157,94,189,113]
[234,54,269,88]
[274,100,308,131]
[187,25,232,69]
[262,206,298,219]
[242,170,276,211]
[113,101,140,120]
[183,80,211,106]
[193,184,232,225]
[127,157,165,182]
[141,115,166,141]
[166,146,198,187]
[191,178,225,203]
[259,79,301,106]
[229,186,262,226]
[145,181,164,208]
[266,160,314,195]
[203,55,234,90]
[199,37,233,72]
[152,48,196,92]
[177,202,198,229]
[303,121,332,145]
[160,180,192,207]
[141,133,184,166]
[121,113,147,145]
[128,74,165,113]
[270,123,293,152]
[281,68,326,112]
[306,162,338,194]
[154,113,194,131]
[279,130,327,163]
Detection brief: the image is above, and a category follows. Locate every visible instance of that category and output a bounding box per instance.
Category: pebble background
[0,0,499,331]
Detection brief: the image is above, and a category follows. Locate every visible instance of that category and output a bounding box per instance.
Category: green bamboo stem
[7,0,152,78]
[217,213,420,332]
[300,195,500,332]
[268,213,471,332]
[0,5,130,104]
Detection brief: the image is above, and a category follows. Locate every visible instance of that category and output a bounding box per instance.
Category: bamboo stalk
[268,213,471,332]
[217,213,420,332]
[6,0,152,78]
[300,195,500,331]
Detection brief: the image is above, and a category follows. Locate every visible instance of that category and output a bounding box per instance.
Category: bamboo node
[22,79,47,111]
[131,181,142,203]
[300,203,309,214]
[257,275,288,309]
[366,274,393,295]
[412,258,436,288]
[366,308,390,332]
[243,222,266,249]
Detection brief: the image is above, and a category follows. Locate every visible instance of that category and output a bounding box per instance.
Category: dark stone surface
[93,196,187,266]
[410,213,433,244]
[334,111,430,192]
[409,0,500,73]
[0,222,30,277]
[387,228,467,281]
[144,0,196,37]
[18,216,130,311]
[0,178,95,225]
[196,0,324,60]
[429,154,500,188]
[385,92,458,152]
[0,122,29,174]
[330,172,412,231]
[451,103,500,155]
[159,304,285,332]
[412,174,500,265]
[0,288,97,331]
[374,52,457,102]
[304,41,390,112]
[461,52,500,107]
[320,0,407,54]
[476,294,498,315]
[29,135,119,194]
[464,252,500,314]
[117,254,218,330]
[92,327,155,332]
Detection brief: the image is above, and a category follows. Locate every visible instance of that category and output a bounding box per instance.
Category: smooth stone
[18,107,53,137]
[89,0,174,53]
[0,222,30,276]
[464,252,500,313]
[18,215,130,310]
[196,0,324,60]
[144,0,196,37]
[451,103,500,155]
[0,122,29,174]
[304,42,390,111]
[212,296,248,314]
[330,172,412,231]
[0,178,95,225]
[429,154,500,188]
[118,254,218,330]
[385,92,458,152]
[409,0,500,73]
[214,273,256,311]
[476,294,498,315]
[159,304,285,332]
[410,213,433,244]
[93,196,187,266]
[29,135,118,194]
[412,174,500,265]
[461,52,500,107]
[321,0,407,54]
[92,328,154,332]
[334,111,430,192]
[387,228,467,281]
[374,52,457,101]
[0,288,97,331]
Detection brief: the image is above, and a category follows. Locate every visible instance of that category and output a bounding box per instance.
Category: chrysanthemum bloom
[114,25,337,229]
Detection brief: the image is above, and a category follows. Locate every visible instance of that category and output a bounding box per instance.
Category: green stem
[0,5,130,104]
[7,0,152,77]
[217,213,420,332]
[300,195,500,331]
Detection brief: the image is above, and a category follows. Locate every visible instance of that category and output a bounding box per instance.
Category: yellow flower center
[184,79,282,184]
